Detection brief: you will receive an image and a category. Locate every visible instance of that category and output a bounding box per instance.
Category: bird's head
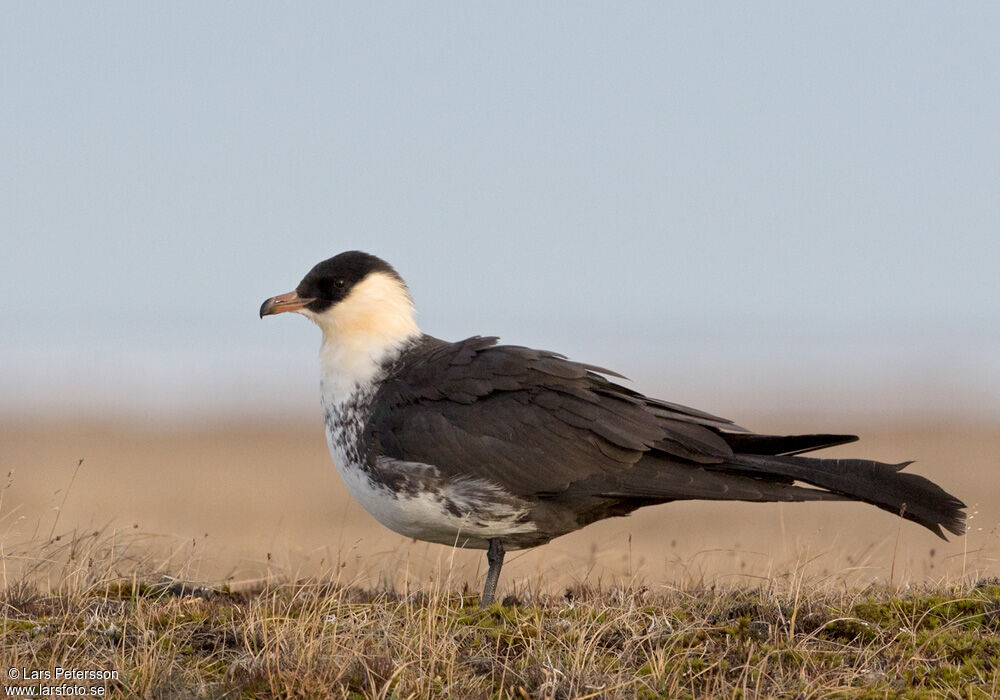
[260,251,420,353]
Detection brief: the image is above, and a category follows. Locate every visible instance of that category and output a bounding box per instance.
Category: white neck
[309,271,421,402]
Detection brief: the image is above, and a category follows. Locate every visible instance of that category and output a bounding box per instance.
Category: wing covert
[367,336,738,496]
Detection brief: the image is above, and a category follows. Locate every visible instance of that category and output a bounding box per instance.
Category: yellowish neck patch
[310,271,421,397]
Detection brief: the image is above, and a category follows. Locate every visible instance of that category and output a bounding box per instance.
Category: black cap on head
[295,251,405,313]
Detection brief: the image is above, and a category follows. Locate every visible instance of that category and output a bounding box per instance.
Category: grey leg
[480,539,505,607]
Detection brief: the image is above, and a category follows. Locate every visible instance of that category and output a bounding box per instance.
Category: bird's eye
[334,278,346,289]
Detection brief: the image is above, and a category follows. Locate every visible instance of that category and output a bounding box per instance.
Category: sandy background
[3,417,996,593]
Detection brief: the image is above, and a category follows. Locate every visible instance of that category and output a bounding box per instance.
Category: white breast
[304,269,529,546]
[310,276,537,548]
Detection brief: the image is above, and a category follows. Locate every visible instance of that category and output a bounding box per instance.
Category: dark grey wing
[367,336,966,539]
[369,336,738,496]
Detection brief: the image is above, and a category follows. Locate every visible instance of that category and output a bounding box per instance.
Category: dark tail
[722,432,859,456]
[725,453,966,539]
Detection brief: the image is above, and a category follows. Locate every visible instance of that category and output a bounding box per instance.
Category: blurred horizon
[4,307,1000,425]
[2,4,999,425]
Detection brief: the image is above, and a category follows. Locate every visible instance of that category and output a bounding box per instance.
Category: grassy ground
[2,534,999,698]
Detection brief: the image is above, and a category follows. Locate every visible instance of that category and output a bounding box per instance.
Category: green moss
[2,619,46,633]
[7,581,1000,697]
[852,600,896,625]
[778,649,805,667]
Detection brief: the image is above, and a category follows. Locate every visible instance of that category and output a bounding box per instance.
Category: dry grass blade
[2,528,1000,698]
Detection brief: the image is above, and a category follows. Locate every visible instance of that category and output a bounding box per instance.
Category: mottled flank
[323,380,376,473]
[321,343,538,549]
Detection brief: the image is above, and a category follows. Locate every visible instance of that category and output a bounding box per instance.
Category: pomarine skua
[260,251,965,606]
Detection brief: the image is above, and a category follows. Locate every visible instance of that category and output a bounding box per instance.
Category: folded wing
[369,336,965,539]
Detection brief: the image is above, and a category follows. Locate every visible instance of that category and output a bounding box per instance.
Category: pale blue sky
[2,4,998,422]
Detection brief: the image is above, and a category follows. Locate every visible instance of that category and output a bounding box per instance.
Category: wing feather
[369,336,736,496]
[364,336,964,540]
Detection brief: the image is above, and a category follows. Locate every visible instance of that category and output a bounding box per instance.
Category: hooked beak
[259,291,315,318]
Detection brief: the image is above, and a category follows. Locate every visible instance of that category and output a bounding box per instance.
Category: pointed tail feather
[725,454,966,539]
[722,432,859,456]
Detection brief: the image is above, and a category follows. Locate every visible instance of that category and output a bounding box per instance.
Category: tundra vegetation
[2,527,998,699]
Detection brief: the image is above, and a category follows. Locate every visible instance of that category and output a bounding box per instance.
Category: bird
[260,251,966,606]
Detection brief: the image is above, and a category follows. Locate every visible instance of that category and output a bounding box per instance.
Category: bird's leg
[480,538,505,607]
